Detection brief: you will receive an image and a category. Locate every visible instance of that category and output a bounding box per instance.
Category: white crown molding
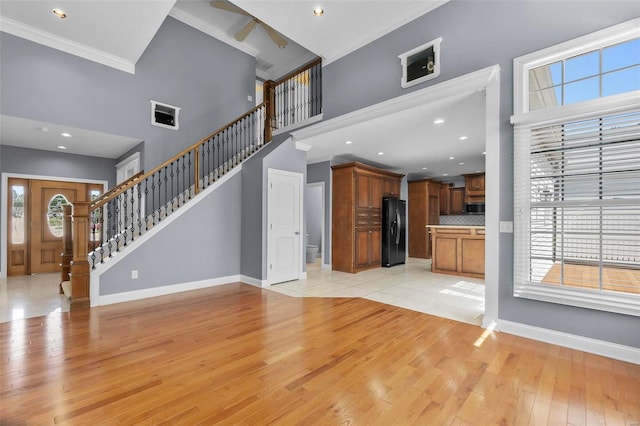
[168,8,258,58]
[0,16,135,74]
[322,0,449,65]
[292,65,499,140]
[497,320,640,365]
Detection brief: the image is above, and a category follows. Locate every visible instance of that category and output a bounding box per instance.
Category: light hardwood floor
[1,283,639,425]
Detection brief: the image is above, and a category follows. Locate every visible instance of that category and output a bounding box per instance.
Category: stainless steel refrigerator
[382,197,406,267]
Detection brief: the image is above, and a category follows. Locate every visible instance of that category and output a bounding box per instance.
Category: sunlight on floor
[0,273,69,323]
[268,257,486,326]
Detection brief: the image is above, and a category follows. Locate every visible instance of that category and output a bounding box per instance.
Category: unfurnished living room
[1,0,639,424]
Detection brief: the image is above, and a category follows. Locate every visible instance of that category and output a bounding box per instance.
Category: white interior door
[267,169,303,285]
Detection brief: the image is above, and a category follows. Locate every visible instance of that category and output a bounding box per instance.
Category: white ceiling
[0,0,483,177]
[0,0,176,73]
[0,115,142,159]
[297,90,486,184]
[233,0,448,65]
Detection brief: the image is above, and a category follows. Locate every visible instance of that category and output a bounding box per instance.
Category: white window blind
[514,106,640,315]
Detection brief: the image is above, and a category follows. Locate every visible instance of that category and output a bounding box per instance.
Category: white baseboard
[497,319,640,365]
[241,275,269,288]
[98,275,241,306]
[321,263,331,270]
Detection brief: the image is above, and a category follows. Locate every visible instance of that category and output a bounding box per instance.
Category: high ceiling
[0,0,487,179]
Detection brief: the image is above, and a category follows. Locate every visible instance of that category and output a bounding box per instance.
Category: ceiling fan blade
[235,19,257,42]
[261,22,288,48]
[209,1,251,17]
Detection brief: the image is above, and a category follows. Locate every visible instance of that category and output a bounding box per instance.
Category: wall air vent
[256,58,274,72]
[151,100,180,130]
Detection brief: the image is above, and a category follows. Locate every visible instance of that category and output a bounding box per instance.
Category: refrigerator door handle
[395,209,401,245]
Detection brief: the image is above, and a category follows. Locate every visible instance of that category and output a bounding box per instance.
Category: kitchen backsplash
[439,215,485,226]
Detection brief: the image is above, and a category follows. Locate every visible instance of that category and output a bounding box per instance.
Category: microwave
[465,203,485,215]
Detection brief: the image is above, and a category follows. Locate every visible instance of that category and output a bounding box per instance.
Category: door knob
[294,231,300,235]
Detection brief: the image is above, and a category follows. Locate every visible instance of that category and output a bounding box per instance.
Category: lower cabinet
[355,228,382,269]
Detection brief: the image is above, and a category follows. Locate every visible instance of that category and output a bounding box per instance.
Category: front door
[7,178,102,276]
[267,169,303,284]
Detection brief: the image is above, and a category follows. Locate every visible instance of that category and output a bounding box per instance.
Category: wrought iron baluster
[144,177,149,231]
[107,200,113,259]
[137,182,142,237]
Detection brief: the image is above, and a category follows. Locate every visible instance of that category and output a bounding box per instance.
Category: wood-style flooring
[541,263,640,294]
[1,283,639,425]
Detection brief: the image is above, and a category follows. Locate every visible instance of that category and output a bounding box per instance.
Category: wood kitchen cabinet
[332,162,404,273]
[450,187,466,215]
[464,173,485,204]
[439,183,452,215]
[408,179,440,259]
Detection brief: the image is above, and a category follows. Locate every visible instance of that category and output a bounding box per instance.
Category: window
[512,18,640,316]
[47,194,69,237]
[528,38,640,111]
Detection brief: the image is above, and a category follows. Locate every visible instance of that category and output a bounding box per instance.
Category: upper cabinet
[332,162,404,274]
[439,182,452,215]
[464,173,485,204]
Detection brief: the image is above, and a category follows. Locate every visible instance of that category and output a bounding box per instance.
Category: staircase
[63,58,322,303]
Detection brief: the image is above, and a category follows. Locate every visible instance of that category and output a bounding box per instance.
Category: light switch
[500,221,513,233]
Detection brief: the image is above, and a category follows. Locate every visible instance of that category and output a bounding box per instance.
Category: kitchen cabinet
[408,179,440,259]
[429,226,485,279]
[450,187,466,215]
[332,162,404,273]
[383,177,401,198]
[464,173,485,204]
[439,183,452,215]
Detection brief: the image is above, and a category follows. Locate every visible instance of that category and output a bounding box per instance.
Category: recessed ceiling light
[421,167,428,170]
[433,118,445,125]
[313,7,324,16]
[61,132,72,137]
[39,126,49,132]
[482,151,486,155]
[345,140,352,145]
[449,156,455,160]
[57,145,67,150]
[377,151,384,156]
[458,162,465,165]
[52,8,67,18]
[476,170,482,173]
[459,136,468,140]
[443,173,449,176]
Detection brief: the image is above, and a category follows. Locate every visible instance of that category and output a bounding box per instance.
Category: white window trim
[512,18,640,317]
[513,17,640,117]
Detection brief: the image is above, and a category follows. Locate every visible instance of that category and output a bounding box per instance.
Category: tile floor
[268,257,486,326]
[0,258,485,326]
[0,273,70,323]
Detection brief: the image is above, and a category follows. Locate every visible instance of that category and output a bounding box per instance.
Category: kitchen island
[427,225,485,279]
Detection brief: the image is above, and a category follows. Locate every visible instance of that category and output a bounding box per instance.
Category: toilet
[306,245,318,263]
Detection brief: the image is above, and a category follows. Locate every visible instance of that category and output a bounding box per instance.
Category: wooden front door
[30,180,90,274]
[7,178,103,276]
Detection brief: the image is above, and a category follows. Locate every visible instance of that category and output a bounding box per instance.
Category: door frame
[306,182,325,266]
[1,173,108,278]
[115,152,141,184]
[266,168,304,285]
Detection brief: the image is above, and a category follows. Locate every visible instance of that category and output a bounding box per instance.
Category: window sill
[514,283,640,317]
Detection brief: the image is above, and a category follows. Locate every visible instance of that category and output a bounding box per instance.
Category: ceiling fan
[209,1,288,48]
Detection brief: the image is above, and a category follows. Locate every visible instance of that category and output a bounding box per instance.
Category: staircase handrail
[89,102,267,212]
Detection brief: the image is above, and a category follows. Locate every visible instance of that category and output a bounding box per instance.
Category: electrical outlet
[131,270,138,279]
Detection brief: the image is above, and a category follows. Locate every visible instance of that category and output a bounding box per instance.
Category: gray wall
[307,161,331,264]
[0,16,256,173]
[1,145,116,187]
[323,0,640,347]
[99,172,242,294]
[0,146,117,275]
[241,135,308,280]
[305,185,323,255]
